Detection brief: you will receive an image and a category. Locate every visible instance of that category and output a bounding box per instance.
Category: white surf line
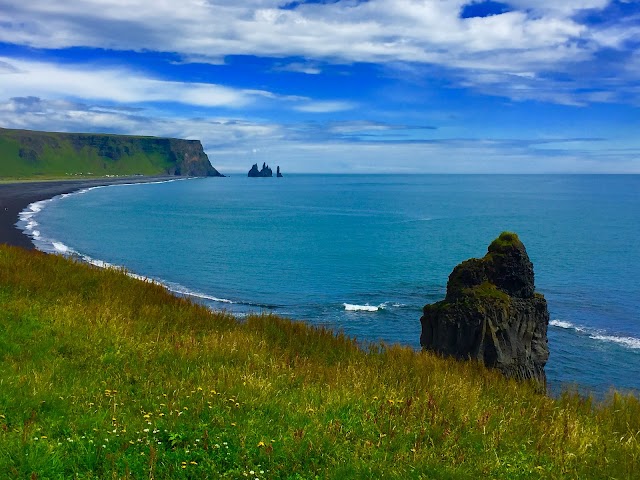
[550,319,640,350]
[15,177,245,307]
[17,177,193,247]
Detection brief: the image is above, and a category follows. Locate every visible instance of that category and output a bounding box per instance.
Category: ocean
[19,174,640,395]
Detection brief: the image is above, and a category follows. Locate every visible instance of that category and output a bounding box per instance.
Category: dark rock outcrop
[420,232,549,388]
[277,166,283,178]
[0,127,224,178]
[248,162,273,177]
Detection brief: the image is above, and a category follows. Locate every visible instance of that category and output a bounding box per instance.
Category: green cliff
[0,127,223,179]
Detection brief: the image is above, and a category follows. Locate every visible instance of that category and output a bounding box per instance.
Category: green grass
[464,281,511,305]
[0,134,171,179]
[0,245,639,479]
[488,231,522,254]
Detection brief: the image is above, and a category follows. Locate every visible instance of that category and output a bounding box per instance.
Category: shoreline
[0,176,177,250]
[0,174,252,310]
[2,175,639,399]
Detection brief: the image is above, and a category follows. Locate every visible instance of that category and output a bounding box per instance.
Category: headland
[0,127,224,179]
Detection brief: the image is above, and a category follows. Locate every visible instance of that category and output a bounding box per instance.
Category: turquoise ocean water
[19,175,640,395]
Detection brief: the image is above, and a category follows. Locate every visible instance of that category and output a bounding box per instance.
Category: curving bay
[24,174,640,395]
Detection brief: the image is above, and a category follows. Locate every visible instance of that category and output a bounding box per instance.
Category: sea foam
[550,319,640,350]
[550,320,585,332]
[52,242,70,254]
[590,334,640,350]
[16,177,190,251]
[165,284,277,309]
[18,200,53,246]
[344,303,384,312]
[165,283,235,304]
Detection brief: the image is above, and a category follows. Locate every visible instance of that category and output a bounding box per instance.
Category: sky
[0,0,639,173]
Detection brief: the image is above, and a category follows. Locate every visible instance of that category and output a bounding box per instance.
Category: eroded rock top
[446,232,534,300]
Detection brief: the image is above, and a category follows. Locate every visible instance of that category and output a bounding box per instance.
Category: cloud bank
[0,1,633,78]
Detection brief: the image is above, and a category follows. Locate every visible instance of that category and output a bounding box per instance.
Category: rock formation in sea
[277,166,283,177]
[420,232,549,388]
[248,162,273,177]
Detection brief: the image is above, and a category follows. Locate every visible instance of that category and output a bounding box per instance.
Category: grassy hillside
[0,127,222,179]
[0,245,638,479]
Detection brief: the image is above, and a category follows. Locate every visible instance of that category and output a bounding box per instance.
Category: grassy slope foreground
[0,127,222,179]
[0,246,639,479]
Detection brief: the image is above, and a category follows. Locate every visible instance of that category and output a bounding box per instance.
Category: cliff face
[166,138,221,176]
[420,232,549,388]
[0,127,223,178]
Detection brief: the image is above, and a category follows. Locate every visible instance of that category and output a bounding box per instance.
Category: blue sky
[0,0,639,173]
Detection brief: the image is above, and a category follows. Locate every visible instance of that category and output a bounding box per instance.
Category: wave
[590,334,640,350]
[52,244,269,309]
[549,320,586,332]
[344,303,385,312]
[62,245,274,310]
[14,177,269,311]
[165,283,278,309]
[21,233,273,311]
[17,177,191,248]
[550,320,640,350]
[163,282,235,305]
[34,238,269,310]
[18,200,49,243]
[46,242,155,282]
[342,301,409,312]
[52,241,70,254]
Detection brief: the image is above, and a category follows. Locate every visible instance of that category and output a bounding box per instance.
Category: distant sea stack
[0,127,224,178]
[277,166,283,178]
[248,162,273,177]
[420,232,549,388]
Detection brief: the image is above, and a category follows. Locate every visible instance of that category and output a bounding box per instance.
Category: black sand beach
[0,177,173,249]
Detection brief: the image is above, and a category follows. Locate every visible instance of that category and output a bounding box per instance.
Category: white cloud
[0,0,633,105]
[273,62,323,74]
[294,100,356,113]
[0,56,352,110]
[0,0,612,68]
[0,56,266,107]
